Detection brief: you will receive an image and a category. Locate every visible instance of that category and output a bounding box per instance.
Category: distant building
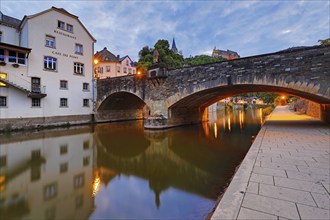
[212,47,240,60]
[171,37,178,53]
[93,47,136,78]
[0,7,96,123]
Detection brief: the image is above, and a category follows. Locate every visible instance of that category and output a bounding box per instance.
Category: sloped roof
[94,47,119,62]
[19,7,96,42]
[0,11,21,28]
[214,49,240,57]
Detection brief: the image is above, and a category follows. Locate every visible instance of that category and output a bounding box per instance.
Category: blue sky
[1,0,329,61]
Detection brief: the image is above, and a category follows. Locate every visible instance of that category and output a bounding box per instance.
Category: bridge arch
[167,83,330,126]
[96,91,149,122]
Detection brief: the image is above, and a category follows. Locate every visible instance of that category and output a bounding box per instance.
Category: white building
[0,7,96,129]
[93,47,136,79]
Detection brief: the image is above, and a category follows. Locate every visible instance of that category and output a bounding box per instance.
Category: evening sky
[1,0,329,61]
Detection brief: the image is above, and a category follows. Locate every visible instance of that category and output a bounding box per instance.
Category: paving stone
[321,180,330,194]
[297,204,330,220]
[274,176,328,194]
[246,182,259,194]
[297,166,329,176]
[237,207,277,219]
[305,160,330,169]
[242,193,300,219]
[259,183,316,206]
[260,161,299,171]
[271,157,308,166]
[286,170,329,183]
[250,173,274,185]
[311,192,330,210]
[253,166,287,178]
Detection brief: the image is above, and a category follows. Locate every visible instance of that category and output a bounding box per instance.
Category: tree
[318,38,330,45]
[135,39,184,73]
[183,55,226,67]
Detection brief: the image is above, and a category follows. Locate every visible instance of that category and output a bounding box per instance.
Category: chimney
[117,55,120,59]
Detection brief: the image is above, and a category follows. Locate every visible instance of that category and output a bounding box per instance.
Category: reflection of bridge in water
[94,122,250,207]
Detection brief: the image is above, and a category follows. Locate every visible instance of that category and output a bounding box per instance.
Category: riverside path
[211,106,330,220]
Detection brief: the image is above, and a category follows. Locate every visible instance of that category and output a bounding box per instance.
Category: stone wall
[291,99,321,119]
[0,114,93,132]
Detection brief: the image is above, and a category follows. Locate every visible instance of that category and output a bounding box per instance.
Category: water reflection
[0,127,94,220]
[0,109,263,219]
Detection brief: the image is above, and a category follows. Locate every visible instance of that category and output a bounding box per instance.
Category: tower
[171,37,178,53]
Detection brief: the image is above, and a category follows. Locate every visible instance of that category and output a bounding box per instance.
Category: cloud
[0,0,329,60]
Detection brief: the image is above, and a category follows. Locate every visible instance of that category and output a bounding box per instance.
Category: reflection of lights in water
[239,110,244,129]
[259,108,263,125]
[0,175,5,192]
[202,122,210,137]
[93,176,101,197]
[223,117,226,129]
[214,123,217,138]
[228,117,231,132]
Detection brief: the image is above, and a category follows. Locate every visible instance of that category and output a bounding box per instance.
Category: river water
[0,109,263,219]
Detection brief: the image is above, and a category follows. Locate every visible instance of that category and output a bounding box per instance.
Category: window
[83,156,90,166]
[128,68,132,74]
[60,98,68,107]
[74,63,84,75]
[60,162,68,173]
[83,140,89,150]
[60,144,68,154]
[58,20,65,29]
[0,31,2,42]
[0,155,7,167]
[0,49,4,61]
[126,60,129,66]
[97,67,103,74]
[133,69,136,75]
[82,83,89,91]
[44,56,57,70]
[83,99,89,107]
[74,174,84,189]
[123,67,127,73]
[60,80,68,89]
[32,98,41,107]
[44,183,57,201]
[45,35,56,48]
[31,149,41,161]
[106,66,111,72]
[0,73,7,87]
[66,24,73,32]
[116,66,120,73]
[75,195,83,208]
[8,51,25,64]
[0,96,7,107]
[75,44,83,55]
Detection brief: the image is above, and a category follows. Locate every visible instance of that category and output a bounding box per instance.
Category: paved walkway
[211,106,330,220]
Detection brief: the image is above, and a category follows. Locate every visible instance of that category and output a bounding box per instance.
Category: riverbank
[211,106,330,219]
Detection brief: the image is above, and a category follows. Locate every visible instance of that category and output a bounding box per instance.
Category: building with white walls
[0,7,96,129]
[93,47,136,79]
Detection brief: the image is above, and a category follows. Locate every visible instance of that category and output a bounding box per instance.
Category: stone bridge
[96,45,330,128]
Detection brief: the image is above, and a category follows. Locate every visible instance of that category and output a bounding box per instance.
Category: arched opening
[96,92,149,122]
[168,84,330,126]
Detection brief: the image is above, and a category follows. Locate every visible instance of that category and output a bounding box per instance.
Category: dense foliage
[135,39,226,73]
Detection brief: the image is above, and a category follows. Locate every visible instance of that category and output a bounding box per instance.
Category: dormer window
[58,21,65,29]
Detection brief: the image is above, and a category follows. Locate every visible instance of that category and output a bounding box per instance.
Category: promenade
[211,106,330,220]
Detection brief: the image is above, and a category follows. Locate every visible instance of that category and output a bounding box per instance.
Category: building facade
[212,47,240,60]
[0,7,96,128]
[93,47,136,79]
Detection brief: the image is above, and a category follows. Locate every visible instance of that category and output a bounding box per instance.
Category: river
[0,108,264,219]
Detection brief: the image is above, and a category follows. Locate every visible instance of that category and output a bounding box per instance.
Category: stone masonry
[97,45,330,128]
